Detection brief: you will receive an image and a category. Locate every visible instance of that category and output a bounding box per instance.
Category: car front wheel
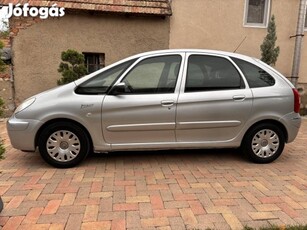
[242,123,285,163]
[38,122,90,168]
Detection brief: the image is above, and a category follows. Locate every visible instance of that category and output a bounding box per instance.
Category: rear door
[176,53,253,143]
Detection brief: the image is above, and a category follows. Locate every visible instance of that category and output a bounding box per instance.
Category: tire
[38,122,90,168]
[242,123,285,163]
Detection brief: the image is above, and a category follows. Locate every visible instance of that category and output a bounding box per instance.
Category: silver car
[7,50,301,168]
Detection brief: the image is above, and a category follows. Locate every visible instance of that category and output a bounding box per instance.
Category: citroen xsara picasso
[7,50,301,168]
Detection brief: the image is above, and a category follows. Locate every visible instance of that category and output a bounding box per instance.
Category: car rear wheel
[242,123,285,163]
[38,122,90,168]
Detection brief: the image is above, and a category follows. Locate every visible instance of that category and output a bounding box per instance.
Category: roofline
[126,49,258,60]
[0,1,172,17]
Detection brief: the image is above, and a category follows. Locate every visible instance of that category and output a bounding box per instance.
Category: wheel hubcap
[261,139,268,147]
[46,130,81,162]
[251,129,280,158]
[60,141,69,150]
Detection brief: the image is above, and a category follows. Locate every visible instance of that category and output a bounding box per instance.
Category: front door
[102,54,184,146]
[176,53,253,143]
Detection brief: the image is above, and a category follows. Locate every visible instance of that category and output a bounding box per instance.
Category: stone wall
[0,37,14,117]
[0,68,14,117]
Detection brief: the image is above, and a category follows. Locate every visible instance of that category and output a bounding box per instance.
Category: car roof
[127,49,257,62]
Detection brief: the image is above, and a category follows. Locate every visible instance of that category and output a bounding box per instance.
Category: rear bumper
[6,116,43,151]
[279,112,301,143]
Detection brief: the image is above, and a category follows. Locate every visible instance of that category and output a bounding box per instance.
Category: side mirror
[109,82,126,95]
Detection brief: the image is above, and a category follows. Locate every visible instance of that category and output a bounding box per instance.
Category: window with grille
[244,0,270,27]
[83,53,105,73]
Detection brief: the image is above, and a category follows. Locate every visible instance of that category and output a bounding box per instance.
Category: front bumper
[6,116,43,151]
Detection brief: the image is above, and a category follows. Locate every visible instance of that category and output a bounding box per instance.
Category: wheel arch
[35,118,94,151]
[242,119,288,144]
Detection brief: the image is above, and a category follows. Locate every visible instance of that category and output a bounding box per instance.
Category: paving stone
[248,211,277,220]
[2,216,25,230]
[141,217,169,228]
[65,213,83,230]
[111,218,125,230]
[139,202,153,218]
[22,207,44,225]
[1,119,307,229]
[222,213,243,230]
[42,200,61,215]
[81,221,111,230]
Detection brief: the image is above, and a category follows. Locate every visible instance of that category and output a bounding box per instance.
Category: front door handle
[233,95,246,101]
[161,100,174,107]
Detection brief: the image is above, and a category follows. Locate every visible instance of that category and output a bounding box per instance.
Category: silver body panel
[7,49,301,153]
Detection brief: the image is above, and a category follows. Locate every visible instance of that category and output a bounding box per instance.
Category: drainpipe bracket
[290,34,305,39]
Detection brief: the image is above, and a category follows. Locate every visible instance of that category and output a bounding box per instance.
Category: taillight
[292,88,300,113]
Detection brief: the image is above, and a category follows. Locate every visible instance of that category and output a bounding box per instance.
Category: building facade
[3,0,171,105]
[170,0,306,83]
[0,0,307,113]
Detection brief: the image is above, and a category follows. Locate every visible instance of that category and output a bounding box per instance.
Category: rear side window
[185,55,244,92]
[232,57,275,88]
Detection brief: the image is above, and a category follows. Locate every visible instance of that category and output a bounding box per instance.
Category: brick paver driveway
[0,119,306,230]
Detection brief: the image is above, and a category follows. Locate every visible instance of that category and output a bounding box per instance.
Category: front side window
[75,59,135,95]
[121,55,182,94]
[232,57,275,88]
[185,55,244,92]
[244,0,270,27]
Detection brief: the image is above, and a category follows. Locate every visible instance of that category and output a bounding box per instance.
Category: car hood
[15,82,77,118]
[25,82,76,101]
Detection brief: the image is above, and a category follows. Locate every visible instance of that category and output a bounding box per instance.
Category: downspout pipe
[291,0,307,87]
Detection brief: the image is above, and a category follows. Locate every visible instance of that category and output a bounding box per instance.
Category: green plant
[244,225,307,230]
[0,139,5,160]
[0,19,9,38]
[0,41,6,73]
[57,49,88,85]
[260,15,280,66]
[0,97,4,117]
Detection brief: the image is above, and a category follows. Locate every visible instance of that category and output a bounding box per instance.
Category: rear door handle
[233,95,246,101]
[161,100,174,107]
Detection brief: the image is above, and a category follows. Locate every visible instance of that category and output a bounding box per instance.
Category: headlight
[15,98,36,114]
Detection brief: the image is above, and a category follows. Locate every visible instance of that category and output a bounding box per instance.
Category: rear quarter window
[231,57,275,88]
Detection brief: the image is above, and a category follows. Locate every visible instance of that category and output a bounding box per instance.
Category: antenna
[234,36,247,53]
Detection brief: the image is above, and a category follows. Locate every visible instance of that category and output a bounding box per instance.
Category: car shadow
[10,146,297,170]
[85,148,247,166]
